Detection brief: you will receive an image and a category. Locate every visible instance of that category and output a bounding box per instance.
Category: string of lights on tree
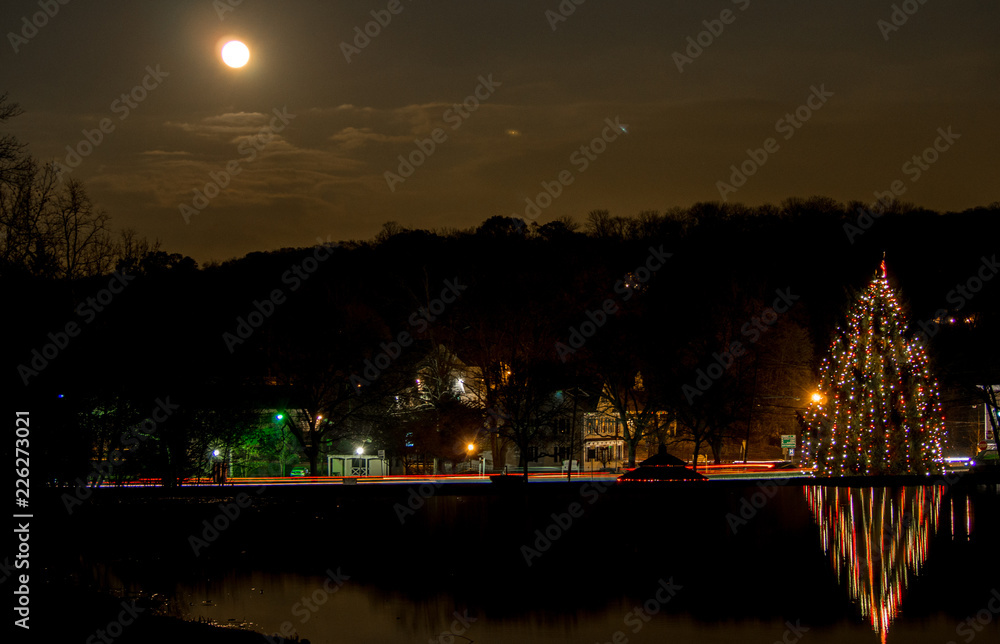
[800,260,945,475]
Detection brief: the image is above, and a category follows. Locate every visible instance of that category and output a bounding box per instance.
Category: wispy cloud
[140,150,191,157]
[329,126,412,150]
[166,112,277,138]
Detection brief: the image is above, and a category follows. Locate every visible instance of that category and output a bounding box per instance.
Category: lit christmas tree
[801,260,945,475]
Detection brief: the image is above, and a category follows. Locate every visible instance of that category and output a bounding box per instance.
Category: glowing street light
[811,392,824,403]
[213,449,220,457]
[355,446,364,455]
[466,443,477,476]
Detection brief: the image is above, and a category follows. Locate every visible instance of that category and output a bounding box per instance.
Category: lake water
[51,480,1000,644]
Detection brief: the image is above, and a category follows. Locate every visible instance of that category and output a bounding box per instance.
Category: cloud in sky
[3,0,998,261]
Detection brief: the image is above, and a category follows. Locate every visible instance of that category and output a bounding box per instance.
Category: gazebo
[618,445,706,482]
[638,444,687,467]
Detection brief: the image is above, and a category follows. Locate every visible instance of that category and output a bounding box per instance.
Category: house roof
[618,465,707,481]
[639,444,687,467]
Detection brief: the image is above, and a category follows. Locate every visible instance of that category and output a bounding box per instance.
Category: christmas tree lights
[801,260,946,475]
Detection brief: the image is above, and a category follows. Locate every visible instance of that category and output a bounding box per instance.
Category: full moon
[221,40,250,68]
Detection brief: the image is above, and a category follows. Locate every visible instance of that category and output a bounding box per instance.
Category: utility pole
[744,360,759,463]
[568,393,577,482]
[565,388,588,482]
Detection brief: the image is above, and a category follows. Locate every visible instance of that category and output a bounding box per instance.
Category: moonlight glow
[221,40,250,68]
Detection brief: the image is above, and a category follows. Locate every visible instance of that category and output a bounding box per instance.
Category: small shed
[327,454,387,477]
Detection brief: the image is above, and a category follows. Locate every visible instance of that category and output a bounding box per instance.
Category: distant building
[582,411,626,470]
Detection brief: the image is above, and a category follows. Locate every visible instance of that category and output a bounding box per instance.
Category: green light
[275,414,284,421]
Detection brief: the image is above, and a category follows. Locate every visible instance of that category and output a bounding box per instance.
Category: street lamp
[210,449,224,485]
[274,414,287,476]
[563,387,589,481]
[352,446,365,477]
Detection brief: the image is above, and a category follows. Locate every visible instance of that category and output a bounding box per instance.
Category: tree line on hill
[5,93,1000,482]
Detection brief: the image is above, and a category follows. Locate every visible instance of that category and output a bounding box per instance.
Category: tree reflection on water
[803,486,974,643]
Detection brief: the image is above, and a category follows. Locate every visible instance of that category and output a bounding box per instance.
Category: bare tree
[52,178,113,279]
[374,220,410,244]
[0,96,137,280]
[456,308,570,476]
[112,227,161,274]
[0,158,61,276]
[600,371,663,467]
[0,93,27,183]
[273,351,374,476]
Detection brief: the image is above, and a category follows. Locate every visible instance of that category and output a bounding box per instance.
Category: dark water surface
[40,480,1000,643]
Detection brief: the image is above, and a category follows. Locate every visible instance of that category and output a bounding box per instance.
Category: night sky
[2,0,997,262]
